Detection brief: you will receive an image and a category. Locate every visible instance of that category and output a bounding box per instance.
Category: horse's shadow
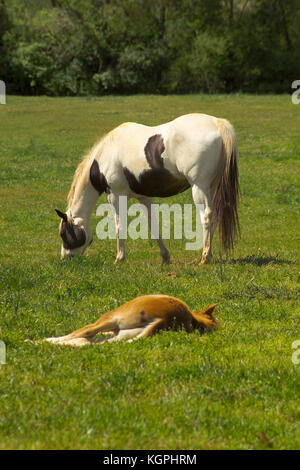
[228,255,292,266]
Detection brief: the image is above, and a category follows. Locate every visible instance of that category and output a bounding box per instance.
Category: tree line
[0,0,299,95]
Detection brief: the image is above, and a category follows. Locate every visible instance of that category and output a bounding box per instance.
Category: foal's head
[55,209,92,258]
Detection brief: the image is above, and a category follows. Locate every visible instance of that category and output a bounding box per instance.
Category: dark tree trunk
[229,0,234,27]
[278,0,292,50]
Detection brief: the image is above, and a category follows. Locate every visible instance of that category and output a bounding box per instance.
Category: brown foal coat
[45,295,218,347]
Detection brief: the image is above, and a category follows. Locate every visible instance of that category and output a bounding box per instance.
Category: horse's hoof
[200,256,211,265]
[114,257,126,264]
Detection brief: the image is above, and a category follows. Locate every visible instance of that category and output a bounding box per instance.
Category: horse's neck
[69,172,99,224]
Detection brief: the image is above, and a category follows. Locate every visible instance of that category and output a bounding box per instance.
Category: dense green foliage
[0,95,299,449]
[1,0,299,95]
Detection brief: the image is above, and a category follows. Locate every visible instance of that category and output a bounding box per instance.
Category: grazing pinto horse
[56,114,239,264]
[45,295,218,347]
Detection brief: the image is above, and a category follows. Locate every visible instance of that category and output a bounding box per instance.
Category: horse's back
[162,114,223,183]
[100,114,224,196]
[114,113,222,166]
[112,113,220,144]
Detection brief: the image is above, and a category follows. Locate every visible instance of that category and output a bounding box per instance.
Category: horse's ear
[55,209,68,222]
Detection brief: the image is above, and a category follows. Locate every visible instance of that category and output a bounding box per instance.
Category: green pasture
[0,95,299,449]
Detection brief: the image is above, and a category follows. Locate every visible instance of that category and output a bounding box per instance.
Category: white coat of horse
[56,113,239,264]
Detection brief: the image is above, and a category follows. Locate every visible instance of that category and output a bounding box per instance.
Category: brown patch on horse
[90,159,110,195]
[144,134,165,169]
[123,134,190,198]
[56,211,86,250]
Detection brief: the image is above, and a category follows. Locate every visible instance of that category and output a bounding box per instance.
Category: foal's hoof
[162,256,171,265]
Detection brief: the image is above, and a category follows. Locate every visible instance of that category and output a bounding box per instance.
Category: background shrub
[1,0,299,95]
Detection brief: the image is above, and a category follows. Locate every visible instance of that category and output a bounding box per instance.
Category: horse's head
[55,209,92,258]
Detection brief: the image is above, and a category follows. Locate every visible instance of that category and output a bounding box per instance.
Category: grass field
[0,95,299,450]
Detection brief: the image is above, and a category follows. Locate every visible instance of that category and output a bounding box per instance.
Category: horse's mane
[66,131,114,210]
[67,153,91,209]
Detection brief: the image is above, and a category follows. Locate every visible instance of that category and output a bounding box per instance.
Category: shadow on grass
[228,255,292,266]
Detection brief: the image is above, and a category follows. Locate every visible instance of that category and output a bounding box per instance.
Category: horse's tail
[212,118,240,252]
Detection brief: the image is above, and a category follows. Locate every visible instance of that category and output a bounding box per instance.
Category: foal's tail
[212,118,240,252]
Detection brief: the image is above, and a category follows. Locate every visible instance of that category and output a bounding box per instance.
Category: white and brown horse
[45,295,218,347]
[56,113,239,264]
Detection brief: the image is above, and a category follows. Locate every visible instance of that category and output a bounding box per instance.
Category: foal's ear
[199,303,218,318]
[55,209,68,222]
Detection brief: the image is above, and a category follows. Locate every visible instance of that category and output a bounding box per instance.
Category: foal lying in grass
[45,295,218,347]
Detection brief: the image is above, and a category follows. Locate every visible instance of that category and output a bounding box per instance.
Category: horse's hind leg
[191,184,214,264]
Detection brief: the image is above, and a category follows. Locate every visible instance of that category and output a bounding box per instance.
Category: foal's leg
[139,197,170,264]
[103,327,145,343]
[45,312,119,346]
[66,329,142,347]
[94,323,160,345]
[46,319,165,347]
[96,318,164,344]
[127,319,164,342]
[191,184,214,264]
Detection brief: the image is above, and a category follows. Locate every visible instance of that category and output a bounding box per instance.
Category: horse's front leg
[114,209,126,263]
[139,197,170,264]
[108,193,126,263]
